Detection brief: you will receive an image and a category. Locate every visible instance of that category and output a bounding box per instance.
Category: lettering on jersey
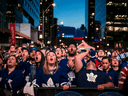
[86,72,97,82]
[68,71,75,81]
[0,77,2,82]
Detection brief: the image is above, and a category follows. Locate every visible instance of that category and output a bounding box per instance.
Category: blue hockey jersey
[32,67,70,87]
[0,69,23,95]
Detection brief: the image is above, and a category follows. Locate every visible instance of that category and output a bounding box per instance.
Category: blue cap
[29,48,39,52]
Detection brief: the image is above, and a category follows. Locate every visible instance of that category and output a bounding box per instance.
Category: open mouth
[71,48,73,51]
[9,61,12,63]
[36,57,38,60]
[50,58,53,61]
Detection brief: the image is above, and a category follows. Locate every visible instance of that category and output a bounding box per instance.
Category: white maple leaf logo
[86,72,97,82]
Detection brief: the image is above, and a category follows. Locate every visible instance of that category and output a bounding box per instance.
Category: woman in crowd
[32,51,70,90]
[111,58,120,75]
[35,50,45,70]
[0,55,23,96]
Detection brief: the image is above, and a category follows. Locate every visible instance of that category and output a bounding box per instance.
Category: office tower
[40,0,54,45]
[85,0,95,42]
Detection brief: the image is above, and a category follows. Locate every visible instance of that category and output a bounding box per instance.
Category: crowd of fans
[0,40,128,96]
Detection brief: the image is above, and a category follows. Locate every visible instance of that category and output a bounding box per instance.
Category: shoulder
[14,70,23,75]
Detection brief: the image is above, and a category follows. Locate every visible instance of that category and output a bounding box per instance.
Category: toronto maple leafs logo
[42,77,55,87]
[86,72,97,82]
[68,71,75,81]
[8,79,13,89]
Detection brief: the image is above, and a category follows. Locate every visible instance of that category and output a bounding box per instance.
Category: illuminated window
[45,17,47,20]
[6,11,11,14]
[108,26,113,31]
[114,27,120,31]
[125,3,127,7]
[114,22,121,24]
[92,13,95,16]
[39,34,43,39]
[18,4,21,7]
[122,27,127,31]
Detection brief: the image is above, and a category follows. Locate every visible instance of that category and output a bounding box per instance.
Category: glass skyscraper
[86,0,128,48]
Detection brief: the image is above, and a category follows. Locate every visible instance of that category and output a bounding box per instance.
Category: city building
[40,0,54,45]
[85,0,95,42]
[0,0,40,47]
[95,0,128,48]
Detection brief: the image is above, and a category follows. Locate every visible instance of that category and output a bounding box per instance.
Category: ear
[16,62,18,65]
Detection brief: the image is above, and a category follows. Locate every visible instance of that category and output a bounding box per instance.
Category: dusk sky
[53,0,85,29]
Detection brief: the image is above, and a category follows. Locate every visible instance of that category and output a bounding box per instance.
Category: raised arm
[74,49,89,73]
[77,40,95,51]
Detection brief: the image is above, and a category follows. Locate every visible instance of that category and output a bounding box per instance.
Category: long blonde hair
[43,52,59,75]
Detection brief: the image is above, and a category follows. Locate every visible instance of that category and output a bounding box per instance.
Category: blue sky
[53,0,85,29]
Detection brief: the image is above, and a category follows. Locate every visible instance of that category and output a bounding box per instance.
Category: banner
[9,23,16,45]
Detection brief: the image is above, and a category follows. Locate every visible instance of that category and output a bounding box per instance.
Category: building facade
[85,0,95,42]
[86,0,128,48]
[40,0,54,45]
[0,0,40,47]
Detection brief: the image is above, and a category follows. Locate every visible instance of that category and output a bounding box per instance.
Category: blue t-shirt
[75,67,112,87]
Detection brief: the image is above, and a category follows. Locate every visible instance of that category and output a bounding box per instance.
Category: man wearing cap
[74,49,114,90]
[29,47,39,64]
[59,40,78,87]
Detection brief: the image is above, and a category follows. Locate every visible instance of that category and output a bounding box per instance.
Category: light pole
[42,3,56,43]
[50,21,64,47]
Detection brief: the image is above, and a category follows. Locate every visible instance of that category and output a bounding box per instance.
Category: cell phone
[81,49,86,52]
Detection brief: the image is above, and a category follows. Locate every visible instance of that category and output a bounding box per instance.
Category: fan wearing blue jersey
[0,55,23,96]
[74,49,114,90]
[32,51,70,90]
[102,56,119,87]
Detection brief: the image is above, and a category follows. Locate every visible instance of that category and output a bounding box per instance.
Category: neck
[112,66,119,71]
[30,60,35,63]
[68,56,75,60]
[8,67,15,75]
[104,67,110,72]
[48,63,55,70]
[0,65,2,70]
[86,65,97,71]
[57,57,62,61]
[98,56,103,60]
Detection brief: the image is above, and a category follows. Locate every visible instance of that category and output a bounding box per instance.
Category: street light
[50,21,64,47]
[42,3,56,43]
